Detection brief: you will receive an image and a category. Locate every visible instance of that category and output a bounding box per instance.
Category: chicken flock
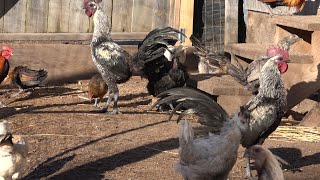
[0,0,312,179]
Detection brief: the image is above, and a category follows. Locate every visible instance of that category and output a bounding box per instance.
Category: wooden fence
[0,0,181,33]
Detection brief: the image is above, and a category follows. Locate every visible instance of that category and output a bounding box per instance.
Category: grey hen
[153,54,288,178]
[245,145,285,180]
[153,88,250,179]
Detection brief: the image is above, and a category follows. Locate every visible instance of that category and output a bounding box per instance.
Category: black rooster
[83,0,186,114]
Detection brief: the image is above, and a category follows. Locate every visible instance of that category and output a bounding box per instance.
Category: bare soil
[0,77,319,180]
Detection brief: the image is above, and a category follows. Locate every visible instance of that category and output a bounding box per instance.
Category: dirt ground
[0,77,319,180]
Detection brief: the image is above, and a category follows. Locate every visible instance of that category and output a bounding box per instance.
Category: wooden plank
[225,0,238,45]
[25,0,49,33]
[271,16,320,31]
[169,0,178,28]
[0,0,4,33]
[48,0,62,32]
[179,0,194,45]
[170,0,181,28]
[8,44,138,84]
[132,0,154,32]
[0,32,149,41]
[68,0,90,33]
[152,0,170,29]
[3,0,27,33]
[48,0,71,33]
[111,0,133,32]
[246,11,275,44]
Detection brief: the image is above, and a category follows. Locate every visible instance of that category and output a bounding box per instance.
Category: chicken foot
[245,156,254,179]
[99,92,121,114]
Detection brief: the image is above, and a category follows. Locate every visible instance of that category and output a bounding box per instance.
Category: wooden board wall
[0,0,184,33]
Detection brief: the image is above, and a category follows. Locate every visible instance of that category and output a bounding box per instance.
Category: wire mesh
[202,0,225,52]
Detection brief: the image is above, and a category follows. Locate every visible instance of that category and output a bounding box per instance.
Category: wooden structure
[197,1,320,114]
[0,0,194,44]
[0,0,194,84]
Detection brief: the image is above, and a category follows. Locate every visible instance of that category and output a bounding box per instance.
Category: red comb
[2,44,12,52]
[266,46,289,61]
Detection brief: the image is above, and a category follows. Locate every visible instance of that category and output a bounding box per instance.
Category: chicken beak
[285,59,291,63]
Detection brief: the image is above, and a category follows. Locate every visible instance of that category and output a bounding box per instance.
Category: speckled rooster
[83,0,186,114]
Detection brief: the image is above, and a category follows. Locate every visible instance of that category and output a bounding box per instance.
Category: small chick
[245,145,284,180]
[0,121,28,180]
[88,74,108,107]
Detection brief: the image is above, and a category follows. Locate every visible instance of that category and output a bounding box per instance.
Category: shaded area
[24,122,177,180]
[287,64,320,110]
[0,89,152,119]
[270,147,320,171]
[50,138,178,180]
[296,0,320,15]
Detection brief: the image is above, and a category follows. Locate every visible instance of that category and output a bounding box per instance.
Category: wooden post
[179,0,194,45]
[225,0,239,45]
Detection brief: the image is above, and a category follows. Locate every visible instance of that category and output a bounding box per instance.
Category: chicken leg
[99,92,121,114]
[245,156,253,179]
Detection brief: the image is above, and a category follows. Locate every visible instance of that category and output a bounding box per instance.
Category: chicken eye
[254,148,261,153]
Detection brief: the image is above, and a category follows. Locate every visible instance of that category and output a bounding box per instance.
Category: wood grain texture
[152,0,170,29]
[8,44,138,83]
[3,0,27,33]
[225,0,238,44]
[170,0,181,28]
[132,0,154,32]
[68,0,90,33]
[0,32,148,41]
[284,31,320,110]
[180,0,194,45]
[48,0,71,33]
[25,0,49,33]
[111,0,134,32]
[0,0,4,32]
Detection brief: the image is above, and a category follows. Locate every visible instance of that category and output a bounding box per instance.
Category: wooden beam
[271,16,320,32]
[0,32,149,41]
[179,0,194,45]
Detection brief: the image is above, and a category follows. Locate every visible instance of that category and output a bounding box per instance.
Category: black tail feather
[152,87,229,131]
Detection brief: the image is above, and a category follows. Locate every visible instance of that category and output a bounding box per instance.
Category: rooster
[191,34,299,95]
[83,0,185,114]
[154,88,250,179]
[258,0,306,15]
[153,54,288,179]
[88,74,108,107]
[147,57,189,97]
[0,45,13,84]
[4,66,48,97]
[0,121,28,180]
[245,145,285,180]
